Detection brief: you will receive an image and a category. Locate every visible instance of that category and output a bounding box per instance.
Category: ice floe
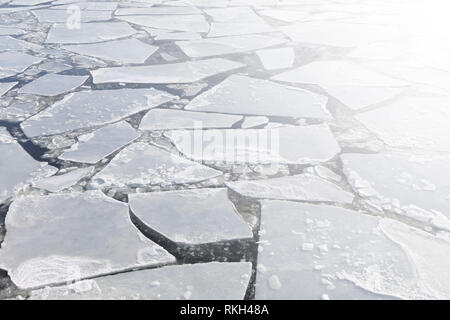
[0,52,42,79]
[129,188,252,244]
[59,121,139,164]
[0,191,175,289]
[165,124,340,165]
[115,6,202,15]
[32,9,112,23]
[355,96,450,151]
[185,75,330,119]
[21,88,175,137]
[18,74,88,96]
[118,14,209,33]
[91,58,244,84]
[45,22,137,44]
[33,166,94,193]
[241,116,268,129]
[176,34,288,58]
[63,38,158,64]
[0,36,42,52]
[226,173,353,203]
[91,142,222,189]
[0,129,54,202]
[255,200,426,299]
[0,81,17,97]
[256,47,295,70]
[139,108,242,130]
[341,152,450,230]
[30,262,251,300]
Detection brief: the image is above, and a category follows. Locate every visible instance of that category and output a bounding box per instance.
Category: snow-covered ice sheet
[0,191,175,289]
[21,88,175,136]
[59,121,139,164]
[129,188,252,244]
[91,58,244,84]
[30,262,251,300]
[91,142,222,189]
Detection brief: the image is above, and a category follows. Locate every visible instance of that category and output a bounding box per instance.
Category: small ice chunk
[18,74,88,96]
[165,124,340,165]
[33,166,94,192]
[257,47,295,70]
[59,121,139,164]
[129,188,252,245]
[63,39,158,64]
[185,75,330,119]
[91,142,222,189]
[225,173,353,203]
[0,191,175,289]
[30,262,251,300]
[91,58,244,84]
[176,34,288,58]
[45,22,137,44]
[139,109,242,130]
[21,88,175,137]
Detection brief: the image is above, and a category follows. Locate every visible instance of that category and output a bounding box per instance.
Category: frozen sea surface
[1,0,450,301]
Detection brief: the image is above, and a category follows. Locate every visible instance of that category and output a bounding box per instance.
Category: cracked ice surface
[129,188,252,245]
[2,0,450,300]
[0,191,175,289]
[30,262,252,300]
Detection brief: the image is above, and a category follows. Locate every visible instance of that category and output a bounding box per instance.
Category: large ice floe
[91,142,222,189]
[165,124,340,165]
[129,188,252,244]
[0,191,175,289]
[30,262,252,300]
[21,88,175,136]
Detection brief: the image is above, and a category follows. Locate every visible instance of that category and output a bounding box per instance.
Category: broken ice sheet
[91,58,244,84]
[30,262,251,300]
[63,39,158,64]
[279,21,402,47]
[0,52,42,79]
[0,129,55,202]
[21,88,175,137]
[33,166,94,193]
[59,121,139,164]
[256,47,295,70]
[91,142,222,189]
[45,22,137,44]
[208,21,275,37]
[151,30,201,41]
[165,124,340,165]
[258,9,309,22]
[129,188,252,244]
[115,6,202,15]
[0,191,175,289]
[185,75,330,119]
[0,82,17,97]
[118,14,209,33]
[226,173,353,203]
[176,34,288,58]
[241,116,268,129]
[139,108,242,131]
[255,200,426,299]
[18,74,88,96]
[0,27,25,36]
[341,152,450,230]
[32,9,112,23]
[355,96,450,151]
